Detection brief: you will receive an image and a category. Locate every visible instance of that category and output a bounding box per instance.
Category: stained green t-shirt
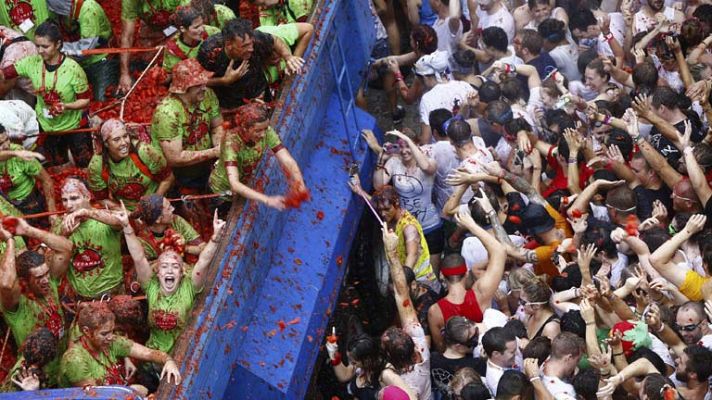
[151,90,219,151]
[61,335,132,386]
[87,143,169,210]
[162,25,220,72]
[72,0,113,67]
[258,0,312,26]
[14,55,89,132]
[209,126,282,195]
[64,219,123,298]
[143,275,200,353]
[255,24,299,85]
[0,0,49,39]
[0,277,63,347]
[139,215,200,260]
[121,0,188,25]
[0,143,42,202]
[213,4,235,29]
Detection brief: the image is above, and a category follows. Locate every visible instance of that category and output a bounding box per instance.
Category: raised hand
[683,214,707,235]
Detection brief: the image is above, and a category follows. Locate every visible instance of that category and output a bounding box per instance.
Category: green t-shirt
[0,278,63,347]
[87,143,168,210]
[14,55,89,132]
[209,126,282,195]
[256,23,300,47]
[121,0,188,25]
[139,215,200,260]
[0,0,49,39]
[213,4,235,29]
[73,0,113,66]
[61,335,132,386]
[162,25,220,72]
[258,0,312,26]
[0,143,42,202]
[143,275,199,353]
[65,219,123,298]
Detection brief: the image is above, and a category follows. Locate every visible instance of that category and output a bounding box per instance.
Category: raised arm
[482,161,547,206]
[387,130,436,174]
[649,214,707,287]
[683,146,712,206]
[12,218,72,279]
[116,202,152,286]
[192,211,225,292]
[454,207,506,309]
[0,230,20,311]
[383,227,419,327]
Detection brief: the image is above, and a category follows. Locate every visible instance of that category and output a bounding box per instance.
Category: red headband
[441,263,467,277]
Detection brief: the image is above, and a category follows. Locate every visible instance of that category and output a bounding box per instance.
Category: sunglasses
[674,321,702,332]
[518,298,548,307]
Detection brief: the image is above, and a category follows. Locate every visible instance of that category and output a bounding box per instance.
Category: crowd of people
[0,0,312,393]
[327,0,712,399]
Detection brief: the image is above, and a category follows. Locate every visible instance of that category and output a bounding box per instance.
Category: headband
[441,263,467,277]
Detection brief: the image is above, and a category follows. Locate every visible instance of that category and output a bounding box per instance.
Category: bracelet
[123,228,135,235]
[504,63,513,74]
[612,352,623,357]
[568,157,577,164]
[529,376,541,382]
[393,71,404,82]
[656,323,665,333]
[604,33,614,43]
[585,322,595,326]
[496,177,503,185]
[210,237,220,243]
[603,115,612,125]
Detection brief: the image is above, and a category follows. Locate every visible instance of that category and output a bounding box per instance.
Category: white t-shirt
[594,13,626,57]
[401,322,432,400]
[385,156,442,232]
[485,360,507,396]
[542,375,577,399]
[549,44,581,82]
[476,5,515,43]
[457,138,495,203]
[419,80,476,125]
[652,54,684,93]
[462,234,526,272]
[433,16,463,57]
[421,140,459,214]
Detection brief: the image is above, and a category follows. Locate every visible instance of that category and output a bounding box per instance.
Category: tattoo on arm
[489,212,513,246]
[524,250,538,263]
[504,171,546,205]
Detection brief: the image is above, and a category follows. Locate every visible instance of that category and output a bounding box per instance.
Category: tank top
[396,211,438,289]
[532,313,560,339]
[437,290,484,323]
[348,376,380,400]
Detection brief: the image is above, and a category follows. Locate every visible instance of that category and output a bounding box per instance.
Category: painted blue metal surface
[1,0,377,397]
[0,386,142,399]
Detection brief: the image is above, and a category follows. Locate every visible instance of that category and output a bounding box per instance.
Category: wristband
[211,237,220,243]
[529,376,541,382]
[394,71,404,82]
[123,228,135,235]
[568,157,578,164]
[603,115,611,125]
[656,323,665,333]
[504,63,513,74]
[604,33,614,43]
[612,352,623,357]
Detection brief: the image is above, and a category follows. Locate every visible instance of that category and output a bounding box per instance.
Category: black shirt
[634,185,672,220]
[197,33,268,109]
[649,119,703,169]
[430,352,486,398]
